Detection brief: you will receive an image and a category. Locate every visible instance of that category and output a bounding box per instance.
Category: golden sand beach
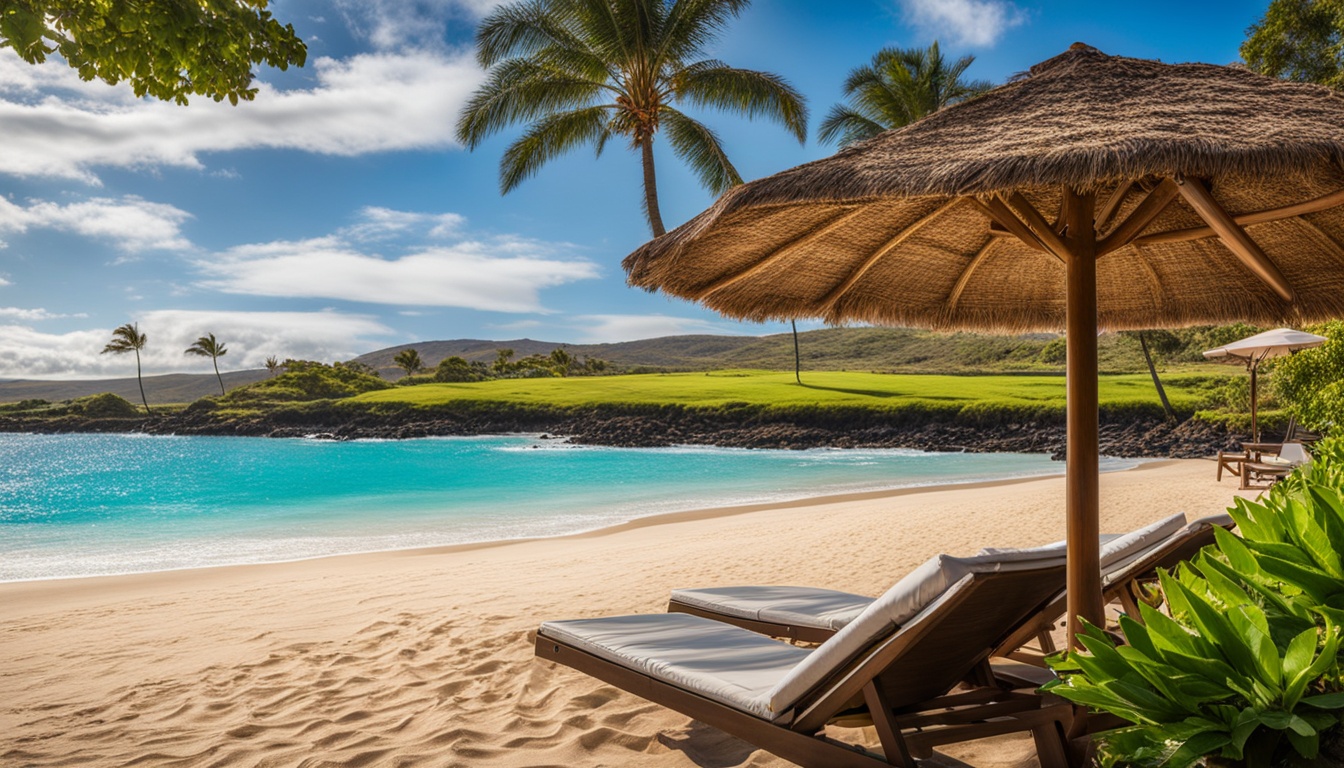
[1,459,1253,767]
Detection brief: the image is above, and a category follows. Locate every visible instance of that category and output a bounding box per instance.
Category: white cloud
[572,314,743,344]
[897,0,1026,47]
[333,0,504,50]
[0,195,193,252]
[0,310,394,379]
[342,206,465,242]
[194,210,599,312]
[0,48,485,182]
[0,277,10,286]
[0,307,86,321]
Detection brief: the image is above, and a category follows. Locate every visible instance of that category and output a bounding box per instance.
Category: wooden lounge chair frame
[669,519,1230,665]
[1218,419,1320,483]
[538,562,1075,768]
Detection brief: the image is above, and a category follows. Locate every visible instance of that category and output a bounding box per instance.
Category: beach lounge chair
[537,548,1075,767]
[1241,441,1312,490]
[668,513,1232,661]
[1217,419,1321,482]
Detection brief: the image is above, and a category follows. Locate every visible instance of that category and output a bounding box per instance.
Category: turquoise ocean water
[0,433,1141,582]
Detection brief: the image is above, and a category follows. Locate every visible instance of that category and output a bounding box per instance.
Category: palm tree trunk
[213,355,225,396]
[640,138,666,237]
[1138,333,1176,422]
[134,349,152,415]
[791,320,801,384]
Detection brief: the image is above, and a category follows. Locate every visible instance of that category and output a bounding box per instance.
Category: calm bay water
[0,433,1141,582]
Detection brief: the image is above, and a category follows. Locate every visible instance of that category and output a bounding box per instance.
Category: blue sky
[0,0,1270,378]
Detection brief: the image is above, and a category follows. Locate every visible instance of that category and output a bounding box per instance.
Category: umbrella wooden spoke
[1175,177,1295,301]
[1097,178,1180,256]
[1133,186,1344,246]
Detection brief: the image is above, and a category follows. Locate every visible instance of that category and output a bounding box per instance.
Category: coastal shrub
[1047,450,1344,767]
[1274,320,1344,435]
[0,398,50,413]
[435,356,488,383]
[220,360,390,403]
[72,393,141,418]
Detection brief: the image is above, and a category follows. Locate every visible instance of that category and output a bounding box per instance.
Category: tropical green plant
[1243,0,1344,90]
[221,360,390,403]
[1272,320,1344,435]
[817,41,992,148]
[1047,450,1344,767]
[393,348,425,377]
[1,0,305,104]
[101,322,151,414]
[264,355,282,377]
[185,333,229,396]
[435,356,489,383]
[455,0,808,236]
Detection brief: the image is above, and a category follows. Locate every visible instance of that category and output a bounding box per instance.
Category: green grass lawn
[353,370,1225,414]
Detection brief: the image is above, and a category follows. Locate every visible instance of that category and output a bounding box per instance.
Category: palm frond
[185,333,226,358]
[674,63,808,142]
[499,105,615,192]
[101,323,146,355]
[658,0,750,67]
[476,0,592,67]
[455,59,608,148]
[817,104,887,147]
[660,107,741,193]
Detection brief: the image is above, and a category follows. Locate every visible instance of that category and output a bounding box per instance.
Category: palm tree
[264,355,282,377]
[393,348,425,377]
[819,41,992,148]
[456,0,808,237]
[185,333,229,396]
[101,322,151,414]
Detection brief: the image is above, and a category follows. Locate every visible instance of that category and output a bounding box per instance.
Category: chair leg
[862,682,915,767]
[1032,719,1072,768]
[1217,452,1225,482]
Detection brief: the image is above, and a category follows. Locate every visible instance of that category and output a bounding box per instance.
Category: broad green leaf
[1282,626,1319,709]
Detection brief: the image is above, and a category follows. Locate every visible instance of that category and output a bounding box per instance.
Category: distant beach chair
[1217,419,1321,482]
[667,513,1232,666]
[1240,441,1312,490]
[537,548,1075,767]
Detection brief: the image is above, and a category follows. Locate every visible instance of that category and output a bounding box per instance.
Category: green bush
[1047,440,1344,767]
[1274,321,1344,435]
[72,392,142,418]
[221,360,390,403]
[435,356,488,383]
[0,398,51,413]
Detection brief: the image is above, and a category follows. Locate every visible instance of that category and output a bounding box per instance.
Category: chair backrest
[1281,442,1312,466]
[1102,513,1234,589]
[764,548,1068,719]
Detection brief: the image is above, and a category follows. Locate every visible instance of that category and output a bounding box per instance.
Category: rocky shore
[0,401,1246,459]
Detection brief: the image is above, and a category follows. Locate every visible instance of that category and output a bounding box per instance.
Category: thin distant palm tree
[185,333,229,396]
[102,322,151,414]
[393,348,425,377]
[456,0,808,237]
[819,41,992,148]
[264,355,282,377]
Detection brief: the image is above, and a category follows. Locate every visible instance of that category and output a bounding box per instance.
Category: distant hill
[0,370,271,405]
[350,327,1199,379]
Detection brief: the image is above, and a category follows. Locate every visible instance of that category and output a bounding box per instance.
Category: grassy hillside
[353,327,1229,379]
[354,370,1226,419]
[0,370,271,405]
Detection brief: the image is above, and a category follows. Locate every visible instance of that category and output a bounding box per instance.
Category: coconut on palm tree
[819,41,992,147]
[185,333,229,396]
[101,322,152,414]
[456,0,808,237]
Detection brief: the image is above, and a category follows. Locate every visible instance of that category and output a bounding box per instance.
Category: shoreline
[0,458,1250,767]
[0,454,1165,591]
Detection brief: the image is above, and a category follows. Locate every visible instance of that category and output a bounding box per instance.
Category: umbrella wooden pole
[1064,188,1104,645]
[1250,360,1260,443]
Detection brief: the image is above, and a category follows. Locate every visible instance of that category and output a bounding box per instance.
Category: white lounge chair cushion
[672,513,1190,637]
[670,585,873,631]
[1103,513,1233,587]
[765,548,1067,716]
[539,612,810,719]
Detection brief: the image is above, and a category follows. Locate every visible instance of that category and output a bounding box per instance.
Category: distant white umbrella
[1204,327,1327,441]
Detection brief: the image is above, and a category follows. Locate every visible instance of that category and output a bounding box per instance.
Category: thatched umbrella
[624,44,1344,640]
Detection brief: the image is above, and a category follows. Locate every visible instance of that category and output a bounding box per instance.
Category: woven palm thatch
[624,44,1344,333]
